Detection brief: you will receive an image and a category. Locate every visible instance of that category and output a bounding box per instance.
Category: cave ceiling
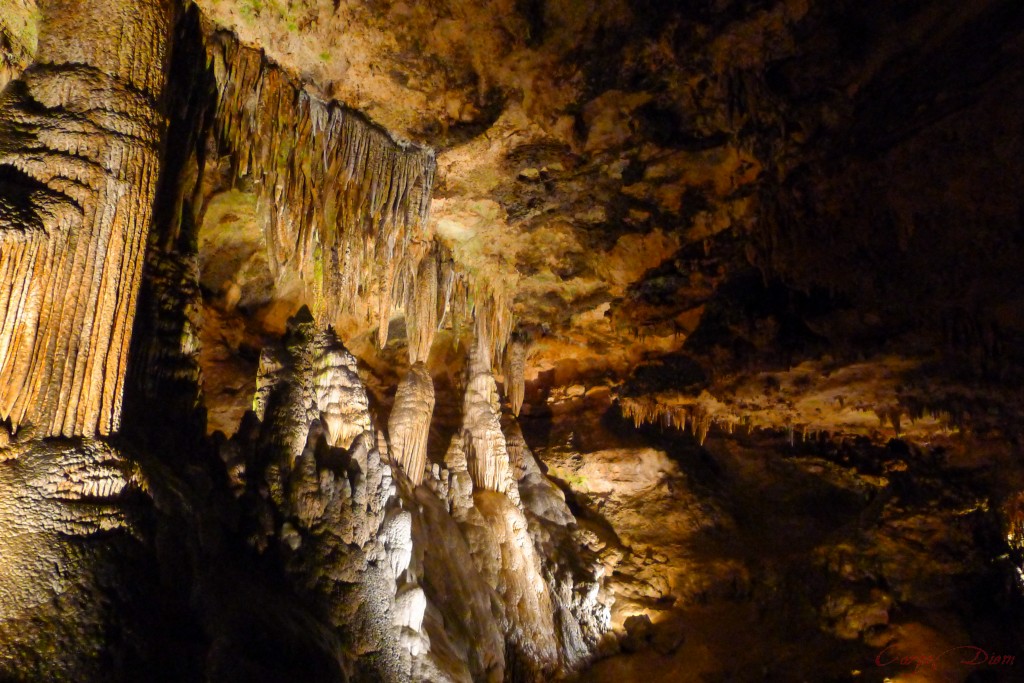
[142,0,1024,445]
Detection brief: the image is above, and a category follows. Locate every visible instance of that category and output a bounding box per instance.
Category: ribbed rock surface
[462,342,518,500]
[388,362,435,486]
[0,0,173,437]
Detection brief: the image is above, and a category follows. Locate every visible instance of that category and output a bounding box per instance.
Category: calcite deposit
[0,0,1023,681]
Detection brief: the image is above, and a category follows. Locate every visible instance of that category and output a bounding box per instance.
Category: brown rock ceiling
[178,0,1024,445]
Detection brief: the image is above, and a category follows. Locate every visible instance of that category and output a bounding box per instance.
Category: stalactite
[387,363,435,486]
[619,397,666,429]
[462,340,519,503]
[503,335,527,417]
[619,397,718,445]
[404,248,439,364]
[0,0,174,438]
[889,409,902,436]
[690,407,712,446]
[204,29,436,346]
[471,280,517,369]
[431,256,516,368]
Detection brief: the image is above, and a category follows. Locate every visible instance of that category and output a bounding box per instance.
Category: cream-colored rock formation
[388,362,435,485]
[462,341,519,501]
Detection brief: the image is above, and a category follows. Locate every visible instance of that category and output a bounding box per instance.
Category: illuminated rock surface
[0,0,1023,681]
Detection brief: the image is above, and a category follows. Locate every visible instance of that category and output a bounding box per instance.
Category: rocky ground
[518,383,1024,682]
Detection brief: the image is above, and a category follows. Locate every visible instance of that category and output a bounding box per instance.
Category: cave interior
[0,0,1023,681]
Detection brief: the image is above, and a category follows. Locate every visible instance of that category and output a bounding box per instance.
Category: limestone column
[0,0,174,437]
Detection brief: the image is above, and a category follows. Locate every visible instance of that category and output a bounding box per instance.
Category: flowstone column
[0,0,174,438]
[0,1,175,678]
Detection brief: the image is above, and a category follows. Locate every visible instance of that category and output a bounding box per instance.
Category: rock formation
[0,0,173,437]
[503,335,527,418]
[462,340,518,501]
[1,0,1024,681]
[388,362,435,486]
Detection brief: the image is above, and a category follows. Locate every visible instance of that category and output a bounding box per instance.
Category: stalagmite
[253,310,375,470]
[0,0,174,437]
[504,419,529,478]
[387,362,435,486]
[383,505,414,581]
[313,337,373,451]
[393,583,427,634]
[443,433,474,514]
[462,340,519,503]
[240,311,423,682]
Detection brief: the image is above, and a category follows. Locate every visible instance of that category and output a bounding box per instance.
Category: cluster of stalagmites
[215,310,610,681]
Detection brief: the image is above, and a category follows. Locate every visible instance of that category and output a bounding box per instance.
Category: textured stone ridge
[0,0,173,437]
